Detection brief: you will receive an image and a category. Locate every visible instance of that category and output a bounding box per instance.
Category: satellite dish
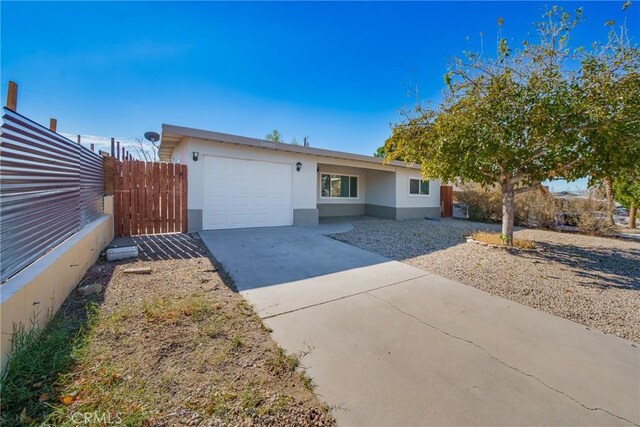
[144,131,160,143]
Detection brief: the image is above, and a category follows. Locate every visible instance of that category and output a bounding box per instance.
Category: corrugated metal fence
[0,107,104,282]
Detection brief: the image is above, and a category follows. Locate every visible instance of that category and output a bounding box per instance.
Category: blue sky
[2,1,637,191]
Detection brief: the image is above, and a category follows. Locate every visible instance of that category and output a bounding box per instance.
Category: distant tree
[132,136,159,162]
[613,166,640,229]
[265,129,284,143]
[266,130,310,146]
[578,6,640,226]
[384,8,585,245]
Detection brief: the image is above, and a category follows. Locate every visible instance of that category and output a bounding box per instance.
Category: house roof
[159,123,418,169]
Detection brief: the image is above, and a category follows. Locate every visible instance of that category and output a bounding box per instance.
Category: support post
[6,81,18,111]
[111,137,115,157]
[49,118,57,132]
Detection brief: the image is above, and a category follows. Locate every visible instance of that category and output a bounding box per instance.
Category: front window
[409,178,430,195]
[321,174,358,198]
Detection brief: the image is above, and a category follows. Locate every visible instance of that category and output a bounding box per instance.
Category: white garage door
[202,156,293,230]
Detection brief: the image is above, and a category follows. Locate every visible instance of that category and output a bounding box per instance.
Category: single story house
[159,124,441,231]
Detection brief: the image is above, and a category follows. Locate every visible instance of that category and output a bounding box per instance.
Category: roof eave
[159,123,419,169]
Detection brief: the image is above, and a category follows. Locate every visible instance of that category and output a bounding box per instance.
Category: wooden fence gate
[111,160,188,237]
[440,185,453,218]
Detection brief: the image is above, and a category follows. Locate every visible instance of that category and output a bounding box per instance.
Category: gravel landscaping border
[331,218,640,342]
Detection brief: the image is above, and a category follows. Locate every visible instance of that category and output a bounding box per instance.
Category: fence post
[6,81,18,111]
[181,164,188,232]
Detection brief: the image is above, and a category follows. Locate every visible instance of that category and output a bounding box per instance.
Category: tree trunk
[501,182,515,246]
[603,177,615,226]
[629,203,637,229]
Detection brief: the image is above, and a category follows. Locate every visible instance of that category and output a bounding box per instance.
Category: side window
[409,178,430,195]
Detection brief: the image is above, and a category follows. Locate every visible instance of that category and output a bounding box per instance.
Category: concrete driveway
[199,224,640,426]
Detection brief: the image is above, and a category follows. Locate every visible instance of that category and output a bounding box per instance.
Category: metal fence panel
[80,146,104,226]
[1,108,103,282]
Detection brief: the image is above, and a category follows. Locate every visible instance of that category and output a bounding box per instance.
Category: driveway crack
[261,273,430,320]
[367,292,639,426]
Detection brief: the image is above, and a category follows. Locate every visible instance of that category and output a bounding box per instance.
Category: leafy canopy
[385,7,585,191]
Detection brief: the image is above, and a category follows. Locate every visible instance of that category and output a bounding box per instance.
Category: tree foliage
[383,5,640,244]
[578,18,640,224]
[613,166,640,209]
[265,129,284,143]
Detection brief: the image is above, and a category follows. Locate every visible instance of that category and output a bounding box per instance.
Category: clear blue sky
[2,1,636,190]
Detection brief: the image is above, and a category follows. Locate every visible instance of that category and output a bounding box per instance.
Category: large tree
[384,8,585,245]
[578,7,640,225]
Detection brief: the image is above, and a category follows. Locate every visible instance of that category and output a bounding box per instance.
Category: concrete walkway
[199,225,640,426]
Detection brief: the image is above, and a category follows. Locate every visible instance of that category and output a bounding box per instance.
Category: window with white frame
[409,178,430,195]
[321,174,358,198]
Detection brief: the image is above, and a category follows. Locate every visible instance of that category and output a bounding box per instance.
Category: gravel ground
[331,218,640,343]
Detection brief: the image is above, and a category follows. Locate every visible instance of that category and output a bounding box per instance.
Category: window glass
[350,176,358,198]
[321,174,331,197]
[420,180,430,195]
[410,178,430,195]
[409,179,420,195]
[337,176,349,197]
[322,174,358,198]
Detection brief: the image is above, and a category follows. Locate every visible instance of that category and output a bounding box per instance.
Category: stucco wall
[181,138,318,212]
[366,169,396,207]
[395,168,441,209]
[0,211,113,373]
[172,137,441,226]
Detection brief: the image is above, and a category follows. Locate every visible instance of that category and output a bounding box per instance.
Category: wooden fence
[440,185,453,218]
[111,159,188,237]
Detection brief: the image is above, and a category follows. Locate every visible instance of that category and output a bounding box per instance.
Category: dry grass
[470,231,536,250]
[1,236,333,426]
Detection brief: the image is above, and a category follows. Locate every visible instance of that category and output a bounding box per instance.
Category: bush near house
[455,183,615,236]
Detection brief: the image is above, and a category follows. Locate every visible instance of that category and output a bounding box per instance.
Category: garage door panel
[203,156,293,230]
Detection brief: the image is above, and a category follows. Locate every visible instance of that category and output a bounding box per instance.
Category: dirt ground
[7,234,334,426]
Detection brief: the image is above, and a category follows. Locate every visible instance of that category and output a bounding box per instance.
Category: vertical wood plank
[181,164,188,233]
[134,161,140,235]
[160,163,168,233]
[139,161,144,234]
[146,162,153,234]
[138,161,145,235]
[151,162,158,233]
[157,163,164,233]
[122,160,130,236]
[6,81,18,110]
[174,164,181,233]
[175,164,182,233]
[167,163,175,232]
[130,160,137,236]
[113,161,121,237]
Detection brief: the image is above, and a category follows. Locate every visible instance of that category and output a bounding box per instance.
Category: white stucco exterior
[163,125,441,231]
